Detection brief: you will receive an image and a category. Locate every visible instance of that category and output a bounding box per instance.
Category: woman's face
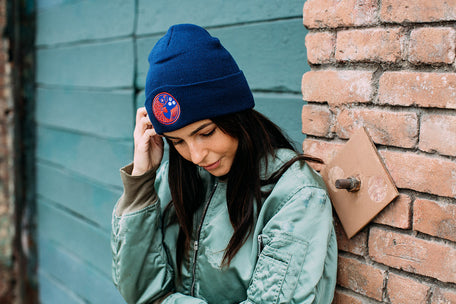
[163,119,238,177]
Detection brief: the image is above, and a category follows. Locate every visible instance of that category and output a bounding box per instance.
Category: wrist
[131,167,145,176]
[131,163,159,176]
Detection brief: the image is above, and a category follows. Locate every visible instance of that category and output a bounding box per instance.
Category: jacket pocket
[248,232,309,304]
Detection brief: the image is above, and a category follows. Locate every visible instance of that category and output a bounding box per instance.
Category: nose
[188,142,207,165]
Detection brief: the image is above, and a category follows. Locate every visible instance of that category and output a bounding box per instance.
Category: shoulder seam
[271,184,328,217]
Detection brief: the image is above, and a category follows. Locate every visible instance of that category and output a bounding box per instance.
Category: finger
[135,128,156,151]
[134,108,148,135]
[138,128,154,144]
[134,116,153,138]
[135,107,148,124]
[135,128,155,151]
[139,116,153,133]
[143,128,157,140]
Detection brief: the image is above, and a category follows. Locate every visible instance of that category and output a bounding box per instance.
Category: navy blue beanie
[144,24,255,135]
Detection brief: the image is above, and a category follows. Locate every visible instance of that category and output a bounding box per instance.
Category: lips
[202,160,221,171]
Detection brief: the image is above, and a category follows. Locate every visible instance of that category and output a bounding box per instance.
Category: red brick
[373,194,412,229]
[380,0,456,23]
[302,104,333,137]
[420,114,456,157]
[336,107,418,148]
[302,70,374,106]
[303,0,378,29]
[335,217,368,256]
[413,198,456,242]
[302,138,344,172]
[336,28,405,63]
[387,273,430,304]
[378,72,456,109]
[409,27,456,64]
[380,150,456,198]
[369,227,456,284]
[305,31,335,64]
[332,289,363,304]
[337,255,385,301]
[430,287,456,304]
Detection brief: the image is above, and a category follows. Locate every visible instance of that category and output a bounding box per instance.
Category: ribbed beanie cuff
[144,24,254,134]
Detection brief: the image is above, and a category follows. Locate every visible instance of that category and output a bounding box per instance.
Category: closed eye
[201,128,216,137]
[170,139,184,145]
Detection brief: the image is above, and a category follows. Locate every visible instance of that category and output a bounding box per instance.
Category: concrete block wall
[36,0,134,302]
[35,1,308,302]
[302,1,456,303]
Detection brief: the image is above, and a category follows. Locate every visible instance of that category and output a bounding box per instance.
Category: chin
[209,165,231,177]
[210,170,229,177]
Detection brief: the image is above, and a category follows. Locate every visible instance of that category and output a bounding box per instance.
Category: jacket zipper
[257,235,263,258]
[190,182,218,297]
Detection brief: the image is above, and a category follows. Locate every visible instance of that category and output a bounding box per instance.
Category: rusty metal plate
[321,127,399,239]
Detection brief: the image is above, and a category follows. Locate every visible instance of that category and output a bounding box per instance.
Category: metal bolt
[335,177,361,192]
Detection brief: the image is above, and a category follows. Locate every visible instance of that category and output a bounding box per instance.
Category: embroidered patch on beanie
[152,92,181,125]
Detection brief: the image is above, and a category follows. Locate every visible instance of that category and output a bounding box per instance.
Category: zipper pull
[257,235,263,258]
[194,240,199,251]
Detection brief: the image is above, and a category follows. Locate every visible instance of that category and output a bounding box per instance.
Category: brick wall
[302,1,456,303]
[0,0,14,301]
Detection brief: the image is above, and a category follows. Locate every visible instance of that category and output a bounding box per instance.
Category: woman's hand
[132,107,164,176]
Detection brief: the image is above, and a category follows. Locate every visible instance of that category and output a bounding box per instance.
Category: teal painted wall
[35,0,308,302]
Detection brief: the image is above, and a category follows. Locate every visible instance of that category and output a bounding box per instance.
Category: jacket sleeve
[240,186,337,304]
[111,163,175,304]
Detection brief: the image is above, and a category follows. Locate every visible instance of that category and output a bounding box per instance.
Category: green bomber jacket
[111,149,337,304]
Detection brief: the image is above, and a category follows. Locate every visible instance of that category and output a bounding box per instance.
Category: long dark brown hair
[164,109,321,276]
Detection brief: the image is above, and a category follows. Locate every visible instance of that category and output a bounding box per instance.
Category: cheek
[173,145,191,162]
[225,137,238,158]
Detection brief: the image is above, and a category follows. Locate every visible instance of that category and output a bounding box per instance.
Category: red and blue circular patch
[152,92,181,125]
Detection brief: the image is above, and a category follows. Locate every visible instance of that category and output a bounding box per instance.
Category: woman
[112,24,337,304]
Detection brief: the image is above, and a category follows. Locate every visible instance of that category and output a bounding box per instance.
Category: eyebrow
[164,122,215,140]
